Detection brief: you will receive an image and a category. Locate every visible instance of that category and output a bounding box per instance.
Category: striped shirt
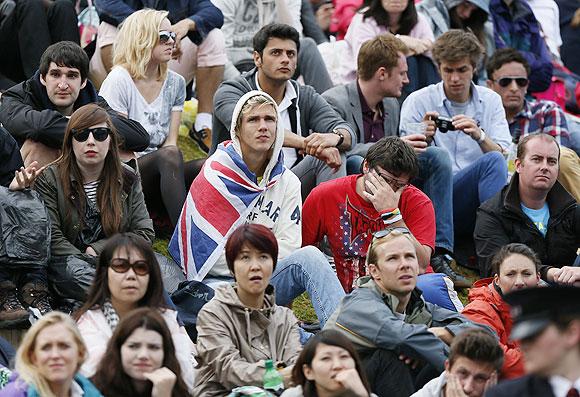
[83,180,99,204]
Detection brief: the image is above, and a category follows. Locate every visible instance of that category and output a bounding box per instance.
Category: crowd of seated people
[0,2,579,396]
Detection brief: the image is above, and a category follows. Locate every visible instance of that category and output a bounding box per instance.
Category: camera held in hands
[435,116,455,133]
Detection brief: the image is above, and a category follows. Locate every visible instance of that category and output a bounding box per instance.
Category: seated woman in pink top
[339,0,439,94]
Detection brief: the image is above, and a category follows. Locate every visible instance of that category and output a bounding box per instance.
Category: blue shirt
[521,202,550,236]
[399,81,512,174]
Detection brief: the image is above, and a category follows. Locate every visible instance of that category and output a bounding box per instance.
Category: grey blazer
[322,81,401,158]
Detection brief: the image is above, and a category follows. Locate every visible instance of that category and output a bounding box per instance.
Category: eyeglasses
[72,127,111,142]
[495,77,529,88]
[109,258,150,276]
[159,30,176,44]
[372,227,411,240]
[375,169,409,191]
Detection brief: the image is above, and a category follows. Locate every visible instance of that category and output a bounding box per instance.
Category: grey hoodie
[194,284,302,396]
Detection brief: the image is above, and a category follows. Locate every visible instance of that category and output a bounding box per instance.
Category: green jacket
[34,164,154,256]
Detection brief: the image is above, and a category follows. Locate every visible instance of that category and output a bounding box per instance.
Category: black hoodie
[0,71,149,151]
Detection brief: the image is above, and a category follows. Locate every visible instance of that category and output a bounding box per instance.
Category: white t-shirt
[99,66,186,156]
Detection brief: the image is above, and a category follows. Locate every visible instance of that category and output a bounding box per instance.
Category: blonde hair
[15,312,87,397]
[113,9,169,81]
[366,229,415,268]
[234,94,278,134]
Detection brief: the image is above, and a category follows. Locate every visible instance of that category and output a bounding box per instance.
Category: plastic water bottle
[263,359,284,395]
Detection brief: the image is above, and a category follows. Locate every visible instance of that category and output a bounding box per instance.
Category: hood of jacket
[212,283,281,349]
[444,0,489,14]
[228,90,285,184]
[27,70,99,112]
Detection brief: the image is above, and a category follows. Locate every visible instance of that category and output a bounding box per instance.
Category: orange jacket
[462,278,525,379]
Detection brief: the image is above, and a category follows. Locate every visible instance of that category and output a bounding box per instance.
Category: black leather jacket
[474,174,579,278]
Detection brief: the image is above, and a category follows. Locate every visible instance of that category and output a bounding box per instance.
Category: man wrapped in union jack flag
[169,90,344,328]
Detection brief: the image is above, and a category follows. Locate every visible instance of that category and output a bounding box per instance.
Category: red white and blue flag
[168,141,284,281]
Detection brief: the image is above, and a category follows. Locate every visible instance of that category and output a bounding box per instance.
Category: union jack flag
[168,141,284,281]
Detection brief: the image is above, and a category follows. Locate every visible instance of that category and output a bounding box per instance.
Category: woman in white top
[74,233,195,392]
[99,9,203,229]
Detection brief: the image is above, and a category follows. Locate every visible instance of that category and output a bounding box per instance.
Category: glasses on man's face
[372,227,411,241]
[495,77,529,88]
[374,169,409,191]
[72,127,111,142]
[159,30,176,44]
[109,258,150,276]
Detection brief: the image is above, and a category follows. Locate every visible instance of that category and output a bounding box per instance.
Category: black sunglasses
[109,258,150,276]
[72,127,111,142]
[495,77,529,88]
[159,30,176,44]
[372,227,411,240]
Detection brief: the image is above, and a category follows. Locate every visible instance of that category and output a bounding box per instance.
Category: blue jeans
[270,246,345,327]
[413,147,454,252]
[453,151,507,237]
[347,155,364,175]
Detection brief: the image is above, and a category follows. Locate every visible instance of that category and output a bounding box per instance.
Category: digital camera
[435,116,455,133]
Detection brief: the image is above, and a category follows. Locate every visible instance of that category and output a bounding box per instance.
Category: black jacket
[0,71,150,151]
[485,375,555,397]
[0,126,23,187]
[474,173,579,278]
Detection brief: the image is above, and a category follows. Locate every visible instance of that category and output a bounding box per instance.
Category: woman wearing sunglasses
[29,103,154,303]
[74,233,195,392]
[99,9,203,231]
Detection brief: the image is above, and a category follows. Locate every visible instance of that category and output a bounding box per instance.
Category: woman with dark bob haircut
[194,223,301,396]
[282,329,376,397]
[74,233,195,391]
[91,307,190,397]
[462,243,541,379]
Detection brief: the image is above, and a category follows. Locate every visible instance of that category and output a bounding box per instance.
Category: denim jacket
[94,0,223,44]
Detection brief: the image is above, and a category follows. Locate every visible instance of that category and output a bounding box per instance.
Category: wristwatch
[333,129,345,147]
[477,129,486,144]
